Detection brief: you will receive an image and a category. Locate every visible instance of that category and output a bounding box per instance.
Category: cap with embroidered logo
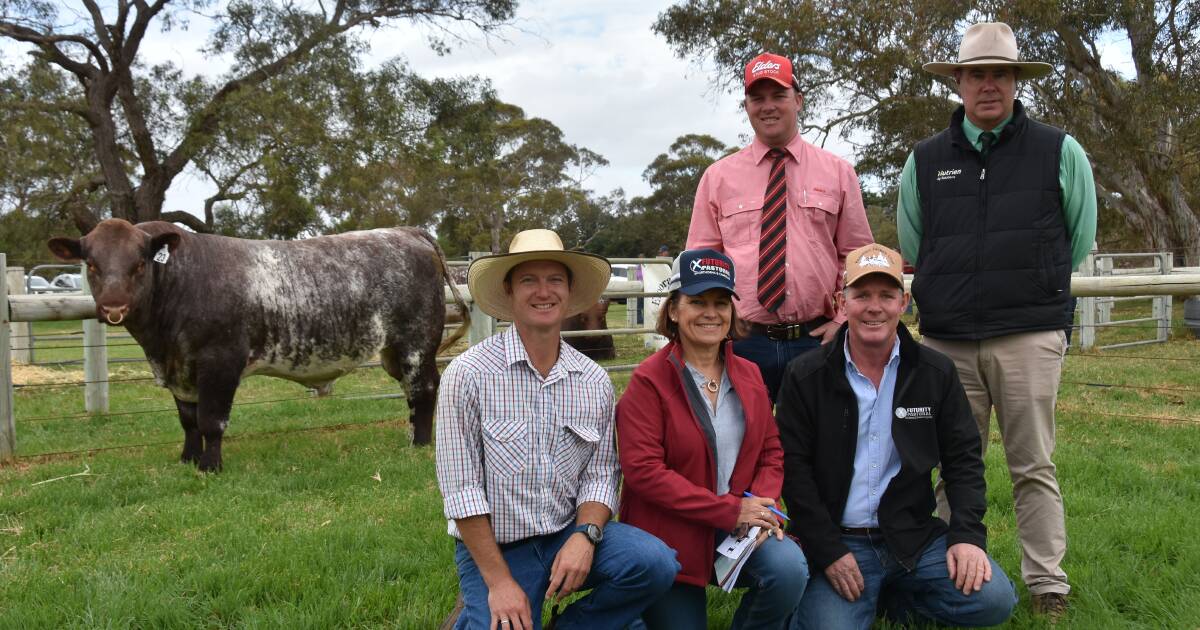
[744,53,796,92]
[843,243,904,288]
[668,249,739,298]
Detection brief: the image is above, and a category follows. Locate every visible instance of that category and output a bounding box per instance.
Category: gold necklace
[703,377,719,393]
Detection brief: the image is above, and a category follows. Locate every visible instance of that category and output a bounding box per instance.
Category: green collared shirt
[896,113,1098,269]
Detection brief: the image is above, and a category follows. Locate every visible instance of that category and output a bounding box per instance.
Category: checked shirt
[435,326,620,544]
[687,134,873,325]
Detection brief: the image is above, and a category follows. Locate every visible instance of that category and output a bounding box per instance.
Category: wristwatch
[573,522,604,546]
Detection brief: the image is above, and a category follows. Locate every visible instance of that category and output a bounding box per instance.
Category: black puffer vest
[913,100,1071,340]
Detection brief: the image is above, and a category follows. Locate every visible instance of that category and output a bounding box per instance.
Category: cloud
[359,0,760,201]
[9,1,854,219]
[6,3,1140,224]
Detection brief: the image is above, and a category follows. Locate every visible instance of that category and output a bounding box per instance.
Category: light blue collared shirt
[685,363,745,496]
[841,336,902,528]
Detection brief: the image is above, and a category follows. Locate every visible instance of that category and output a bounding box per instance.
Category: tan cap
[843,244,904,288]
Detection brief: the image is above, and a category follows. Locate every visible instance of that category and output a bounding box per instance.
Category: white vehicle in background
[25,275,53,294]
[51,273,83,291]
[607,264,639,305]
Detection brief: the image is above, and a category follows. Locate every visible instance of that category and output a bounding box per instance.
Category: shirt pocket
[718,196,763,246]
[482,416,529,478]
[554,418,601,486]
[801,191,842,245]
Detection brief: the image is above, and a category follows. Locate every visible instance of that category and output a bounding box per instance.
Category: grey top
[685,362,745,495]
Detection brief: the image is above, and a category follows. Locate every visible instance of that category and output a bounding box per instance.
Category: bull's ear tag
[153,244,170,264]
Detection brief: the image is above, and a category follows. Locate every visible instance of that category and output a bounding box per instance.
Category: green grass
[2,303,1199,628]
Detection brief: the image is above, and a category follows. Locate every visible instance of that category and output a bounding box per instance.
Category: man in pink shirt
[688,52,873,402]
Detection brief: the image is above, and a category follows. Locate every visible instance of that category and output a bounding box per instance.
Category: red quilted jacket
[616,340,784,587]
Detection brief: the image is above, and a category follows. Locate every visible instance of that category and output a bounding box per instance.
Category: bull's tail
[419,230,470,355]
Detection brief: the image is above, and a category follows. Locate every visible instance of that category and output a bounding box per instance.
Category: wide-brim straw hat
[923,22,1052,79]
[467,229,611,322]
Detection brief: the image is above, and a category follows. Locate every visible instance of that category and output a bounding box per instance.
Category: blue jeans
[733,332,823,403]
[792,533,1016,629]
[454,522,679,630]
[642,534,809,630]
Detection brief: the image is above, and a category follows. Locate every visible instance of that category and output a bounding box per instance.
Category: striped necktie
[757,148,789,312]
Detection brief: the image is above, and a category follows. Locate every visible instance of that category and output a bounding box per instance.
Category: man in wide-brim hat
[896,22,1097,621]
[434,229,678,630]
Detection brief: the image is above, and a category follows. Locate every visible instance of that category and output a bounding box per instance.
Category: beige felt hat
[923,22,1052,79]
[844,243,904,288]
[467,229,611,322]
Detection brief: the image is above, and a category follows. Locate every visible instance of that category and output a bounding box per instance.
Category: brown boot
[1031,592,1069,623]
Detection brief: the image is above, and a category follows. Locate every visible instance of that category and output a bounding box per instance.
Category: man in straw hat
[896,22,1097,620]
[688,52,873,404]
[777,243,1015,629]
[435,229,678,630]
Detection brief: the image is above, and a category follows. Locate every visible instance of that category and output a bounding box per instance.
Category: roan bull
[48,219,468,472]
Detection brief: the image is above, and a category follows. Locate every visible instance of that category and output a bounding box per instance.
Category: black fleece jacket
[775,323,987,572]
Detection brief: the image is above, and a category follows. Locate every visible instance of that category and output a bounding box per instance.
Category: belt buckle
[766,322,801,341]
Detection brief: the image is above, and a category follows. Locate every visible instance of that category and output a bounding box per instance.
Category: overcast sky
[11,2,1135,220]
[145,0,791,216]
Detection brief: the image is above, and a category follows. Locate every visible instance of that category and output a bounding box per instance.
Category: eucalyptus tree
[655,0,1200,262]
[0,0,517,232]
[0,59,101,260]
[631,133,732,251]
[420,82,609,254]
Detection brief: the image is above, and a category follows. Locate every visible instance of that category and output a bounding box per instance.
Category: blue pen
[743,491,790,521]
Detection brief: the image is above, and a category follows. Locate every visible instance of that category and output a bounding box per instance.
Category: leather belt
[840,527,883,536]
[748,317,831,341]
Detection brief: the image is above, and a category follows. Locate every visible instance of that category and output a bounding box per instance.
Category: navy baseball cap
[668,249,739,298]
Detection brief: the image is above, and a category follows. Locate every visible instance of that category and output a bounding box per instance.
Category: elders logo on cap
[744,53,794,91]
[750,60,782,75]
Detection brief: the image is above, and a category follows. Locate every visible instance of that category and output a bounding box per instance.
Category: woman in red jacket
[618,249,809,629]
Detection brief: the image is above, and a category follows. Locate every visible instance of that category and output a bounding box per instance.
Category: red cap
[744,53,794,92]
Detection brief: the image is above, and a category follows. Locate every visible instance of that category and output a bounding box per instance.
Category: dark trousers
[792,533,1016,629]
[733,332,823,404]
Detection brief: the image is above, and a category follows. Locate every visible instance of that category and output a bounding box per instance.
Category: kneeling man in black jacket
[777,243,1015,629]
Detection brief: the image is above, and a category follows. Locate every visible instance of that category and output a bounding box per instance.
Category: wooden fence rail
[5,249,1200,462]
[1,255,14,460]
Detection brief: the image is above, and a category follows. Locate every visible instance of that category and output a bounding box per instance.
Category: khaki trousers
[924,330,1070,596]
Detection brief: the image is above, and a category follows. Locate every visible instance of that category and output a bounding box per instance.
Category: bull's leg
[381,346,438,446]
[195,366,241,473]
[407,356,439,446]
[173,397,202,465]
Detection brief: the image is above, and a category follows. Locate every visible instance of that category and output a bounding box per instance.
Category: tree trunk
[490,206,503,254]
[1096,162,1200,267]
[1164,175,1200,267]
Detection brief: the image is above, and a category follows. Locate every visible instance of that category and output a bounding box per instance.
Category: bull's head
[48,219,180,326]
[579,298,611,329]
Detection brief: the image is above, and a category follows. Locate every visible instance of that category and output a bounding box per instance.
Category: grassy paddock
[1,303,1199,628]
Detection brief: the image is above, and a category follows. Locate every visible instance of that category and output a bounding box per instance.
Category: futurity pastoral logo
[691,257,732,280]
[895,406,933,420]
